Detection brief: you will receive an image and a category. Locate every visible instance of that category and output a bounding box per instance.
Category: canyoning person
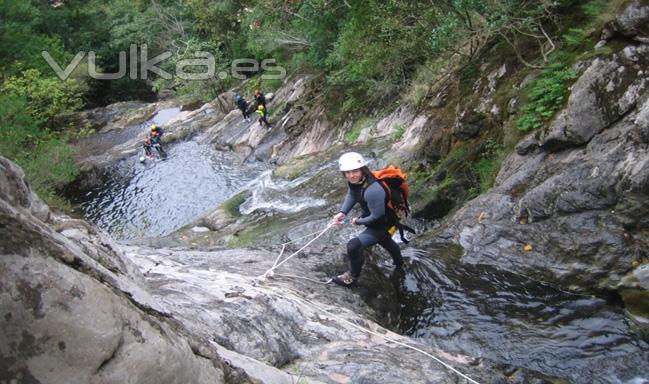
[256,104,272,129]
[149,124,164,142]
[148,124,167,158]
[331,152,404,287]
[235,94,251,122]
[142,137,153,157]
[253,88,267,112]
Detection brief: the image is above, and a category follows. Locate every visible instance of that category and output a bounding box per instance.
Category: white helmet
[338,152,366,171]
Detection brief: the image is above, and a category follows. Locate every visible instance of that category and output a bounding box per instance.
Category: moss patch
[273,155,319,180]
[226,219,290,248]
[620,288,649,319]
[221,191,250,218]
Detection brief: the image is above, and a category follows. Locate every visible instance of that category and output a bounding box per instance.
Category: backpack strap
[395,221,416,243]
[376,180,416,242]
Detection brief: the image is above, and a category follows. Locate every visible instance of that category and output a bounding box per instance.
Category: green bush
[0,94,79,207]
[391,123,406,141]
[1,69,84,124]
[19,137,79,203]
[0,94,39,160]
[517,61,577,131]
[344,126,362,145]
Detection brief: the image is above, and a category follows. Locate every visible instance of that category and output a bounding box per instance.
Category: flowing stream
[376,247,649,384]
[67,107,648,384]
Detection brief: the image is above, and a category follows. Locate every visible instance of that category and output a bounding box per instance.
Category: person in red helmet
[253,88,267,114]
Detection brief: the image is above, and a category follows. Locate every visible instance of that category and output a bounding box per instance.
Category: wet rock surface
[0,156,253,384]
[1,157,518,383]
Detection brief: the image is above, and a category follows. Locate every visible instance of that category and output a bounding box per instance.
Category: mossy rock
[619,288,649,341]
[620,288,649,319]
[273,155,319,180]
[225,218,290,248]
[221,191,251,218]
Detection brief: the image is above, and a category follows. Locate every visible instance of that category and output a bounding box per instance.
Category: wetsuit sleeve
[339,189,357,214]
[355,183,386,226]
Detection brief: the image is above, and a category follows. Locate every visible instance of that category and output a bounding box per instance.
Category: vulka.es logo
[42,44,286,81]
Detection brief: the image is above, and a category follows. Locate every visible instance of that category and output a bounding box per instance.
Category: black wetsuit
[254,93,267,112]
[339,174,403,277]
[236,97,249,119]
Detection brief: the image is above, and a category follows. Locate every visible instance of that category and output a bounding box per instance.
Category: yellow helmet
[150,124,158,131]
[257,104,265,110]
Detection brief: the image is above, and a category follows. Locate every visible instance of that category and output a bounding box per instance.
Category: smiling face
[343,168,364,184]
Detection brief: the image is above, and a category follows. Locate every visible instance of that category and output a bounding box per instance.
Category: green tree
[1,69,84,124]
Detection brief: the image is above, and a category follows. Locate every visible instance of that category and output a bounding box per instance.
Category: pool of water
[379,247,649,384]
[69,140,269,240]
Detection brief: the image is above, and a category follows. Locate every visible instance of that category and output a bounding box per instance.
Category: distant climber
[256,104,272,130]
[149,124,164,143]
[142,138,153,157]
[254,88,267,113]
[147,125,167,158]
[235,94,251,122]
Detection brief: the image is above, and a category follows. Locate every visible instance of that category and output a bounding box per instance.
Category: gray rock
[439,45,649,293]
[453,109,485,139]
[0,157,49,222]
[0,162,250,384]
[1,157,506,384]
[612,0,649,40]
[515,135,540,155]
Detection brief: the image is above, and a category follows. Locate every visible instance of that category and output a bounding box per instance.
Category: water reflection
[381,246,649,383]
[70,141,269,240]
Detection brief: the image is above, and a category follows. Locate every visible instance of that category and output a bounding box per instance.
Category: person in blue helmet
[331,152,404,287]
[235,94,251,122]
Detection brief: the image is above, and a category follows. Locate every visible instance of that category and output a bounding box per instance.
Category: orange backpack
[371,165,415,242]
[371,165,411,216]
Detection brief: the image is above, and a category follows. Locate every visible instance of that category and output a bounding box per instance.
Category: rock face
[1,157,517,383]
[0,156,251,384]
[436,2,649,301]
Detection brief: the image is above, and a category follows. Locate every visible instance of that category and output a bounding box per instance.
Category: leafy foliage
[391,123,406,141]
[0,94,78,205]
[1,69,84,124]
[517,61,577,131]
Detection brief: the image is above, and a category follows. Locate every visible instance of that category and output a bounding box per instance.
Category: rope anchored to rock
[255,222,482,384]
[257,220,336,281]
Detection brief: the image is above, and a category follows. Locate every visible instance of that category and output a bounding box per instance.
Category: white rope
[265,283,482,384]
[255,222,481,383]
[268,228,330,274]
[258,221,335,280]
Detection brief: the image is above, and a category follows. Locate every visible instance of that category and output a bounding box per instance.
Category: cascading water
[67,105,648,384]
[239,166,329,215]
